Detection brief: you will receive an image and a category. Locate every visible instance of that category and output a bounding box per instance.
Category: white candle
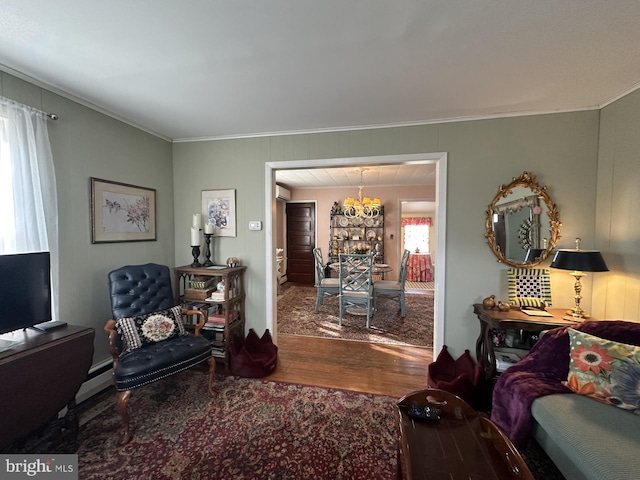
[192,213,201,228]
[204,222,214,234]
[190,227,200,246]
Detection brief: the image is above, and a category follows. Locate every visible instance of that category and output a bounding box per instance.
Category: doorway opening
[400,200,436,293]
[265,153,447,357]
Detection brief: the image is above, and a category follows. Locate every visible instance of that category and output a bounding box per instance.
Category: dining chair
[373,249,410,317]
[313,247,339,311]
[338,253,374,327]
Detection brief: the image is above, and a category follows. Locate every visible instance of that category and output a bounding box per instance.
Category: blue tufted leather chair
[104,263,215,444]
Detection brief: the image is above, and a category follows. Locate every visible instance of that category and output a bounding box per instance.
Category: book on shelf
[206,291,225,302]
[206,314,226,325]
[188,277,216,290]
[203,311,240,329]
[182,300,210,311]
[183,288,215,301]
[495,351,522,372]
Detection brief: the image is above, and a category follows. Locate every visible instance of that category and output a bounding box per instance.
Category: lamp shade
[550,250,609,272]
[524,248,545,263]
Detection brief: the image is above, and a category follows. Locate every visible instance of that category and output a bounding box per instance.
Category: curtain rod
[0,94,58,120]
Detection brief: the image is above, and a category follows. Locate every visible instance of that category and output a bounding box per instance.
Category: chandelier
[342,169,382,218]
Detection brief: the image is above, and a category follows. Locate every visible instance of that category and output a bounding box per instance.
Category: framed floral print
[202,189,236,237]
[91,177,156,243]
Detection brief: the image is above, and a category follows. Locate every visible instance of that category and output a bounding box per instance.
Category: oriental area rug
[277,284,433,347]
[76,370,398,480]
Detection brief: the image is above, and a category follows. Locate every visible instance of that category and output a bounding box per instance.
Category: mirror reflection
[485,172,561,268]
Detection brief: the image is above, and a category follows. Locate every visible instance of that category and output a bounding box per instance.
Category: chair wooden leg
[116,390,133,444]
[207,356,216,397]
[400,293,406,318]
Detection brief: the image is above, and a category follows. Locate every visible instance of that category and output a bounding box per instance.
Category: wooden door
[286,202,315,284]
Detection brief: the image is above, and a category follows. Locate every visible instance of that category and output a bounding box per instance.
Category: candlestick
[192,213,201,228]
[190,246,201,267]
[204,222,214,234]
[190,226,200,246]
[203,233,214,267]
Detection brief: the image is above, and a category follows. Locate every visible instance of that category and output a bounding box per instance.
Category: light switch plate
[249,221,262,231]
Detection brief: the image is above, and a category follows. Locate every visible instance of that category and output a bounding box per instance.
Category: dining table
[329,262,393,276]
[407,253,433,282]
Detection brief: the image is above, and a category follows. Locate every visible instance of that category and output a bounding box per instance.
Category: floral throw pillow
[564,328,640,413]
[115,305,187,354]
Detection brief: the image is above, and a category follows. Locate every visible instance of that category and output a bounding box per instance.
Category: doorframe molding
[265,152,447,356]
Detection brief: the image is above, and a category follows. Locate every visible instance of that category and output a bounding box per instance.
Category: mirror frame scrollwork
[485,171,562,268]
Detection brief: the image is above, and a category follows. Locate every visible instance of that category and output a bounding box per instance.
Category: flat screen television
[0,251,52,335]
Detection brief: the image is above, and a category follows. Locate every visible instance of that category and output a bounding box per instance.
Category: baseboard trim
[76,360,113,404]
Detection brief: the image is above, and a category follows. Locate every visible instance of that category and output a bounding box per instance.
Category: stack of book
[206,290,225,302]
[495,352,521,372]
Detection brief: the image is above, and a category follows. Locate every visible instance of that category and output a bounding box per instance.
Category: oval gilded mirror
[485,172,561,268]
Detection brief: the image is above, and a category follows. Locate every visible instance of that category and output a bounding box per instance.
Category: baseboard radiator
[76,359,113,404]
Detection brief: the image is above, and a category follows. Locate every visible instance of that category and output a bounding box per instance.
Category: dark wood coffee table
[397,389,533,480]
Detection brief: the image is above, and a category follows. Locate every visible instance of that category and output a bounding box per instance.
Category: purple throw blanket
[490,320,640,448]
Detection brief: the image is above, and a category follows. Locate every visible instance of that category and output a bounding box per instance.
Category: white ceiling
[1,1,639,143]
[276,164,437,189]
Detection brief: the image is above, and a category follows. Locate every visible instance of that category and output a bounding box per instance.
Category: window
[402,217,431,253]
[0,96,59,319]
[0,117,19,252]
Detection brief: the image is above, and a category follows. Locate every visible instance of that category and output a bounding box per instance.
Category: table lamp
[550,238,608,319]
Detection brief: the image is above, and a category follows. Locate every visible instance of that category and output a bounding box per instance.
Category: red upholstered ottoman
[427,345,484,407]
[230,329,278,378]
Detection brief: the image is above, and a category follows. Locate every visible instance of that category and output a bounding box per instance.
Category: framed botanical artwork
[202,189,236,237]
[90,177,157,243]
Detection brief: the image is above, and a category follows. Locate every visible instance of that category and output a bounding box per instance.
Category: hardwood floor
[266,334,433,398]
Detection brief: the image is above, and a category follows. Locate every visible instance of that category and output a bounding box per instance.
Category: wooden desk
[407,253,432,282]
[397,389,533,480]
[473,304,584,379]
[0,325,94,451]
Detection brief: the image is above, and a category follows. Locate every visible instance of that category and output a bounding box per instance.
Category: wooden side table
[173,265,246,370]
[473,304,585,379]
[0,325,95,451]
[397,389,533,480]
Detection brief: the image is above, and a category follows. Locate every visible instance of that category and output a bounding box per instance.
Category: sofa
[491,320,640,480]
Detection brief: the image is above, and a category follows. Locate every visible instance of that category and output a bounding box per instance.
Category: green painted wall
[173,111,601,357]
[2,65,609,363]
[0,71,174,365]
[594,88,640,321]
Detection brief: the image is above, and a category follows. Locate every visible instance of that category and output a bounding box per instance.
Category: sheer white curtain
[0,96,59,320]
[402,217,432,253]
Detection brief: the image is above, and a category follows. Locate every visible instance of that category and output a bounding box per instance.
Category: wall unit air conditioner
[276,185,291,201]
